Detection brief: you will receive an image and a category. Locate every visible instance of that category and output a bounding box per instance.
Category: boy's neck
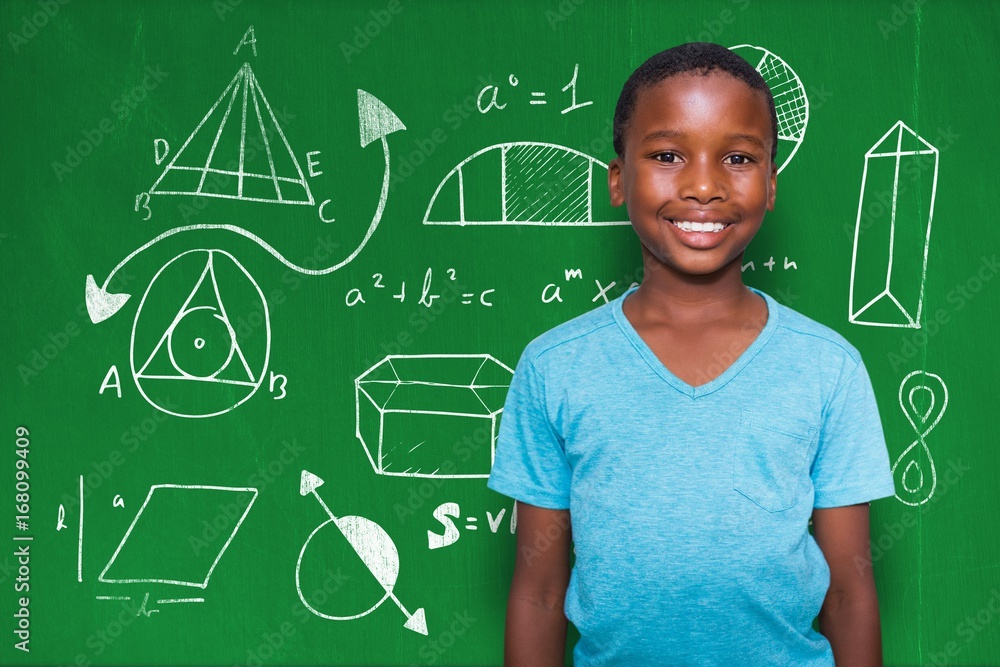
[628,250,759,327]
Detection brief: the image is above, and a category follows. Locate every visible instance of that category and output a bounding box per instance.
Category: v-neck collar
[611,285,779,399]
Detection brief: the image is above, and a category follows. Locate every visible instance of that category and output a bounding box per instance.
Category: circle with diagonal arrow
[296,516,398,620]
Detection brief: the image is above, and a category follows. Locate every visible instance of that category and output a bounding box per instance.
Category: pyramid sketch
[149,63,314,205]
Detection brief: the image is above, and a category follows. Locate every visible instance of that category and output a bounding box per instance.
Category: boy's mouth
[669,220,732,233]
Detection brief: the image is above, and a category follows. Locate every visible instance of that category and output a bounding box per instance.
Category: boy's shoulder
[520,300,619,365]
[766,292,863,365]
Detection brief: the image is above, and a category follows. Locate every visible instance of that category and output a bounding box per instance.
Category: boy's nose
[677,159,727,204]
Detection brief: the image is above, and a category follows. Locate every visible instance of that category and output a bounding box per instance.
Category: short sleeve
[811,360,896,508]
[487,353,571,509]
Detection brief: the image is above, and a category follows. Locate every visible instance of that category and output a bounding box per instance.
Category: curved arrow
[298,470,428,635]
[86,90,404,324]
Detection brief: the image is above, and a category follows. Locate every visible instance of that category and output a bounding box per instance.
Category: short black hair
[613,42,778,161]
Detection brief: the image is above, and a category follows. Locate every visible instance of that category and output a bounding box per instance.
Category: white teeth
[671,220,729,233]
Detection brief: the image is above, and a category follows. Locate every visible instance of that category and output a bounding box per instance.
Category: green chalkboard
[2,0,999,665]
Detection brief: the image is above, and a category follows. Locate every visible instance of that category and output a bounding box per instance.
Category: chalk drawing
[355,354,514,478]
[892,371,948,506]
[130,249,269,419]
[427,502,517,550]
[149,63,314,205]
[88,92,404,325]
[729,45,808,174]
[78,475,84,582]
[422,143,628,226]
[296,471,428,635]
[99,485,258,588]
[849,121,939,328]
[136,593,159,616]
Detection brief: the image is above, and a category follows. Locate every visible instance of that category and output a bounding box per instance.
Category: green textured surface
[2,0,998,664]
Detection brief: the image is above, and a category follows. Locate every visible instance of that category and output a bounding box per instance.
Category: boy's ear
[767,160,777,211]
[608,156,625,207]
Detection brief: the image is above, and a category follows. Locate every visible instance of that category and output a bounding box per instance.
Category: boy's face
[608,72,776,278]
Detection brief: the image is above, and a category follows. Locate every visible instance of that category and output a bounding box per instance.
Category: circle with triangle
[130,248,270,418]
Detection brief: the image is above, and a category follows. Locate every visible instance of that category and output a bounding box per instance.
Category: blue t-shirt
[488,287,895,666]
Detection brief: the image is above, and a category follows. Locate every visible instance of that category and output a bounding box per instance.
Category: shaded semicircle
[422,142,629,227]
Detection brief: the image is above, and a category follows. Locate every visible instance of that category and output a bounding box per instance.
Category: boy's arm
[813,503,883,667]
[505,502,572,667]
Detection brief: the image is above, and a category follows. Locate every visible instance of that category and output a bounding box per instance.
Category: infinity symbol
[891,370,948,506]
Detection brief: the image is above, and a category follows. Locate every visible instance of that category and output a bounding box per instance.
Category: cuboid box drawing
[849,120,939,328]
[355,354,514,478]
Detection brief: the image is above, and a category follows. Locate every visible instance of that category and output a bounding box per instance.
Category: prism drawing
[849,121,939,328]
[355,354,514,478]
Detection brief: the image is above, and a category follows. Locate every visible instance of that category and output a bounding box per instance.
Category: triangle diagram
[149,63,314,205]
[137,252,257,385]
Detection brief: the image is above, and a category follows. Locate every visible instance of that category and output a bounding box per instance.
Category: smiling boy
[488,43,895,666]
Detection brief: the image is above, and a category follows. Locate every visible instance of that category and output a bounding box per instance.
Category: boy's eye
[725,154,754,165]
[653,152,678,163]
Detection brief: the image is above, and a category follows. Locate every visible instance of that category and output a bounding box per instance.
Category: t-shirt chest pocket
[733,410,817,512]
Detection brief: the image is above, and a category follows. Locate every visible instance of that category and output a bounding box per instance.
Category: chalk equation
[477,64,592,115]
[345,267,496,308]
[427,502,517,550]
[539,261,799,305]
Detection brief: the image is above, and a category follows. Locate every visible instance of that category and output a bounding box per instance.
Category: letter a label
[100,365,122,398]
